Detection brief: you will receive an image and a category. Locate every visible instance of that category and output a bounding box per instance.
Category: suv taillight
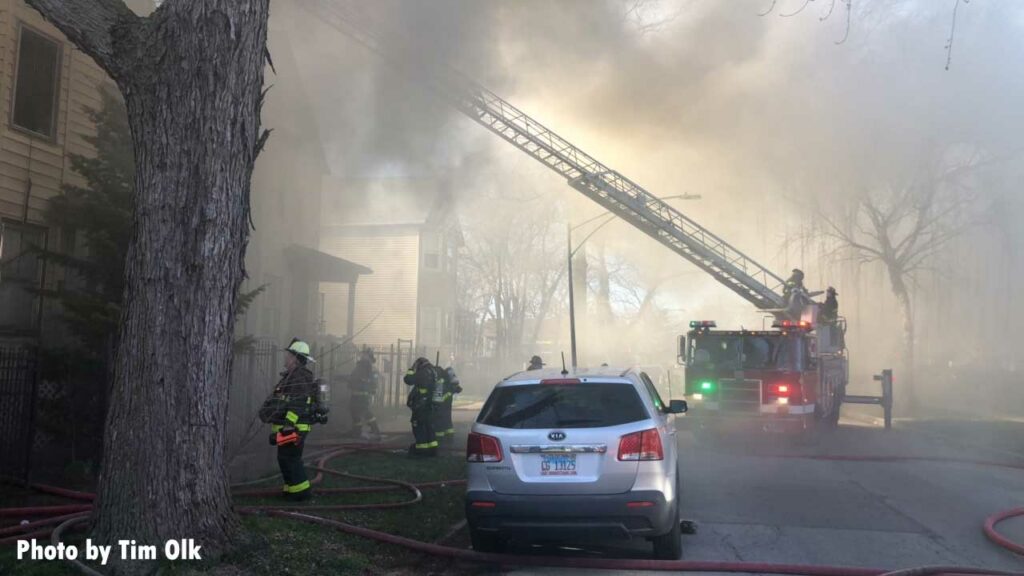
[467,432,503,462]
[617,428,663,461]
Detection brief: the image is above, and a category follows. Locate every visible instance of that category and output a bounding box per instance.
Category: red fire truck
[679,313,890,435]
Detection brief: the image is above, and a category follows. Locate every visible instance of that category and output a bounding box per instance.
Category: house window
[422,232,441,271]
[12,25,62,139]
[0,222,44,333]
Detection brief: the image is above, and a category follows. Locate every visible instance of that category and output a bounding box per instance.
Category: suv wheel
[469,527,504,554]
[652,476,683,559]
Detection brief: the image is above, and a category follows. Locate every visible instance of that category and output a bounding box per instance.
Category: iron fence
[0,344,38,482]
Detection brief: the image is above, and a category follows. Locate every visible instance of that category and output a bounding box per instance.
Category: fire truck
[679,314,853,435]
[307,3,893,432]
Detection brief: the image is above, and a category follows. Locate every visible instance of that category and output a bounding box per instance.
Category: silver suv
[465,367,688,559]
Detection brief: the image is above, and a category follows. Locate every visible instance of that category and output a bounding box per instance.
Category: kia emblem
[548,431,566,441]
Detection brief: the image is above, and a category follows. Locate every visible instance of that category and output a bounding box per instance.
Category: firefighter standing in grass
[261,339,318,501]
[345,346,381,441]
[405,357,438,457]
[433,365,463,445]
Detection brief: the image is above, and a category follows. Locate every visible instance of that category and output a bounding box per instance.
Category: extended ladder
[307,2,789,311]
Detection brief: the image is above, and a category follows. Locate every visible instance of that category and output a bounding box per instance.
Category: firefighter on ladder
[405,357,438,457]
[345,346,381,441]
[433,365,462,445]
[260,339,319,501]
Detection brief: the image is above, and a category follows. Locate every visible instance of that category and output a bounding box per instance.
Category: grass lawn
[1,447,481,575]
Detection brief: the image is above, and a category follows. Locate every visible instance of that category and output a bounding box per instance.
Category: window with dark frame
[12,25,61,139]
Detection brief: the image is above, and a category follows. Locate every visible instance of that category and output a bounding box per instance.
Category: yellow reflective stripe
[414,442,433,449]
[418,388,428,393]
[435,430,447,437]
[427,441,438,448]
[272,424,282,432]
[444,393,452,400]
[444,428,455,434]
[296,423,311,432]
[284,480,310,493]
[285,411,299,424]
[406,370,415,375]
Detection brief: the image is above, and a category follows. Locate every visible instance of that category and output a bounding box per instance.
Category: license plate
[540,454,577,476]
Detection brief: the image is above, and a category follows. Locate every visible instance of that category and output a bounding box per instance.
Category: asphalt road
[502,413,1024,574]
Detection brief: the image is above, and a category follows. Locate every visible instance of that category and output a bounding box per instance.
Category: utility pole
[567,222,578,369]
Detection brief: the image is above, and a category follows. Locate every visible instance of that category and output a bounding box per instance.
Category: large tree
[816,144,994,407]
[27,0,270,567]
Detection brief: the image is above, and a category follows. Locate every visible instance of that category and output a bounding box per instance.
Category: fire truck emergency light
[700,381,715,392]
[690,320,717,329]
[772,320,812,329]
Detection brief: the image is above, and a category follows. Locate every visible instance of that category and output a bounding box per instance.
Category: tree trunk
[888,269,916,413]
[26,1,271,572]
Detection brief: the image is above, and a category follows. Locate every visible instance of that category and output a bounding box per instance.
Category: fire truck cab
[679,317,848,434]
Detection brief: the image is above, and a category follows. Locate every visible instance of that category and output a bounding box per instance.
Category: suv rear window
[478,383,648,429]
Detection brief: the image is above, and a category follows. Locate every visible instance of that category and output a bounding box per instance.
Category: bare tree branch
[25,0,140,80]
[945,0,970,70]
[780,0,814,18]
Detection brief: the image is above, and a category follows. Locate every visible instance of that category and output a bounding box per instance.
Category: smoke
[259,0,1024,413]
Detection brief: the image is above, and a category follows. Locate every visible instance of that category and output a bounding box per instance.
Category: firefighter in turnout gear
[527,355,545,371]
[345,346,381,441]
[259,339,319,501]
[405,357,438,457]
[783,268,805,301]
[432,366,463,445]
[821,287,839,324]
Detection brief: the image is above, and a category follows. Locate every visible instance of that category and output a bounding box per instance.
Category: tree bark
[27,1,270,571]
[888,267,916,412]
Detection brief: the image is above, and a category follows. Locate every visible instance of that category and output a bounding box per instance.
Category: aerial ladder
[304,2,788,314]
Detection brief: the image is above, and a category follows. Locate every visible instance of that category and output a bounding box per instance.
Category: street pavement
[497,413,1024,574]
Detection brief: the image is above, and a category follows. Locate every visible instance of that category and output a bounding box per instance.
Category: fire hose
[2,444,1023,575]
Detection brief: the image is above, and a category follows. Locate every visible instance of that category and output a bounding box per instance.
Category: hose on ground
[3,445,1023,575]
[983,508,1024,556]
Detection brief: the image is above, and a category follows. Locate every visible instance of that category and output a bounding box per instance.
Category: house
[319,178,462,358]
[233,6,375,348]
[0,1,116,343]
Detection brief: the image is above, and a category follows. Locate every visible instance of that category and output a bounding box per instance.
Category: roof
[501,366,638,385]
[285,244,372,283]
[321,177,457,228]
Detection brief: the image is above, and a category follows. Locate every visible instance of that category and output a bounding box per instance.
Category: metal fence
[308,339,426,411]
[0,344,38,482]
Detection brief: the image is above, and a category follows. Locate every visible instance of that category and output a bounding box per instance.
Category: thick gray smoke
[264,0,1023,413]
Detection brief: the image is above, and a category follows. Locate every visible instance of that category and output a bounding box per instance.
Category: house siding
[320,228,419,348]
[0,2,105,225]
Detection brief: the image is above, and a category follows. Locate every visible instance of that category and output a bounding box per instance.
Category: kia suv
[464,367,688,559]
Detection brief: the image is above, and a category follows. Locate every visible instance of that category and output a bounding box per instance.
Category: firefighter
[821,287,839,323]
[345,346,381,441]
[433,366,462,445]
[784,268,805,297]
[527,355,545,371]
[262,339,318,501]
[405,357,438,457]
